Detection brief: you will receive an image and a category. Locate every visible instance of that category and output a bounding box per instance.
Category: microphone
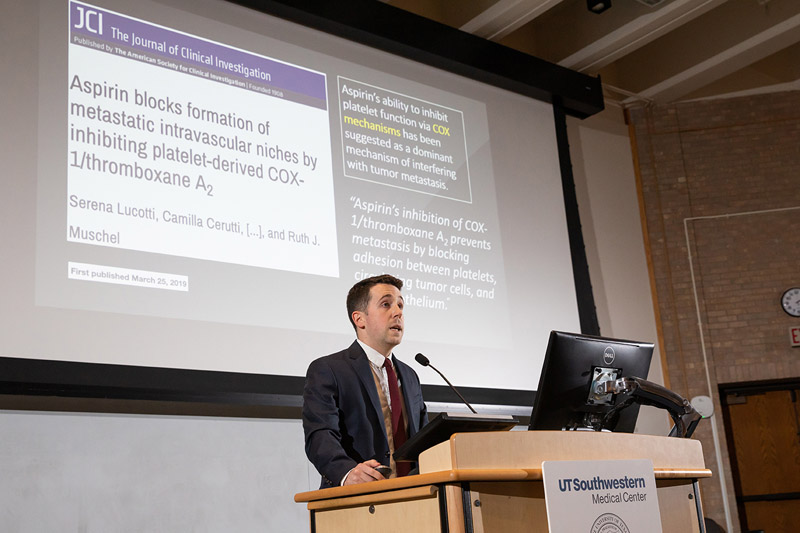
[415,353,477,414]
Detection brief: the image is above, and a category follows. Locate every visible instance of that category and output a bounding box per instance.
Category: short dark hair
[346,274,403,331]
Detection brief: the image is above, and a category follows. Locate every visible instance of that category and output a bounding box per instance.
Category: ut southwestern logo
[558,475,645,492]
[591,513,630,533]
[603,346,615,365]
[73,5,104,36]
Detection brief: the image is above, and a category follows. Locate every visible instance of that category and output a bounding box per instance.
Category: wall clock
[782,287,800,317]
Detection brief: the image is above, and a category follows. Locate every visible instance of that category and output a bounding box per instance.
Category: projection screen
[0,0,601,402]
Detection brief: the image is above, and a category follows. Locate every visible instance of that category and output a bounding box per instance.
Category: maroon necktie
[383,358,410,476]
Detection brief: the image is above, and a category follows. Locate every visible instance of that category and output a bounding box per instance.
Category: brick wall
[627,90,800,531]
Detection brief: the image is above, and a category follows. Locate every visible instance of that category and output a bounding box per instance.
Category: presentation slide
[1,0,581,392]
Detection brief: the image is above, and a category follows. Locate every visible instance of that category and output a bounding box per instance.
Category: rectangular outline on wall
[337,75,473,204]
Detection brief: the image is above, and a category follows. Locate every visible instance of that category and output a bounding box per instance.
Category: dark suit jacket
[302,341,428,488]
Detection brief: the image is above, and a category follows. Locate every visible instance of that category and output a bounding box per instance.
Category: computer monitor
[528,331,654,433]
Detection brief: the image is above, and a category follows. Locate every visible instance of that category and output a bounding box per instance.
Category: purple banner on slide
[69,1,326,106]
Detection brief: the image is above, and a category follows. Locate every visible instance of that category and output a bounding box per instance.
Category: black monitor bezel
[528,330,654,433]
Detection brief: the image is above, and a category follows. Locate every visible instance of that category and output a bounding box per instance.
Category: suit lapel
[347,341,386,439]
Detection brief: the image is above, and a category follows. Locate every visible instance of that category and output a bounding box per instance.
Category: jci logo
[74,6,103,35]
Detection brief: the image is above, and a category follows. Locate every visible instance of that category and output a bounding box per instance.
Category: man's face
[353,283,404,357]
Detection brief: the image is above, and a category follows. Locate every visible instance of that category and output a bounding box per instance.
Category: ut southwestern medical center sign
[542,459,662,532]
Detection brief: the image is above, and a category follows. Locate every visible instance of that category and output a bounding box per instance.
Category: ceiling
[383,0,800,108]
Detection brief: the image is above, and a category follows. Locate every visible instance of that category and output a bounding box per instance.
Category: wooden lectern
[295,431,711,532]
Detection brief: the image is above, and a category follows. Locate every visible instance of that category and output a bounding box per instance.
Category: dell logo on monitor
[603,347,615,365]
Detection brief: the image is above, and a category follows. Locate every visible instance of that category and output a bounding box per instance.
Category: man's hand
[343,459,387,485]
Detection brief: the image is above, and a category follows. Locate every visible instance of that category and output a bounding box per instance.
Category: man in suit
[302,274,428,488]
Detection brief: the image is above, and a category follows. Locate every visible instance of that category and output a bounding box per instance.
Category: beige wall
[568,107,671,438]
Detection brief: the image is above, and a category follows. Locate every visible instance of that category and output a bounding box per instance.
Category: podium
[295,431,711,532]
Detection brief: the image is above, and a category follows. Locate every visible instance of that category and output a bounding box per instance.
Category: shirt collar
[357,339,393,369]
